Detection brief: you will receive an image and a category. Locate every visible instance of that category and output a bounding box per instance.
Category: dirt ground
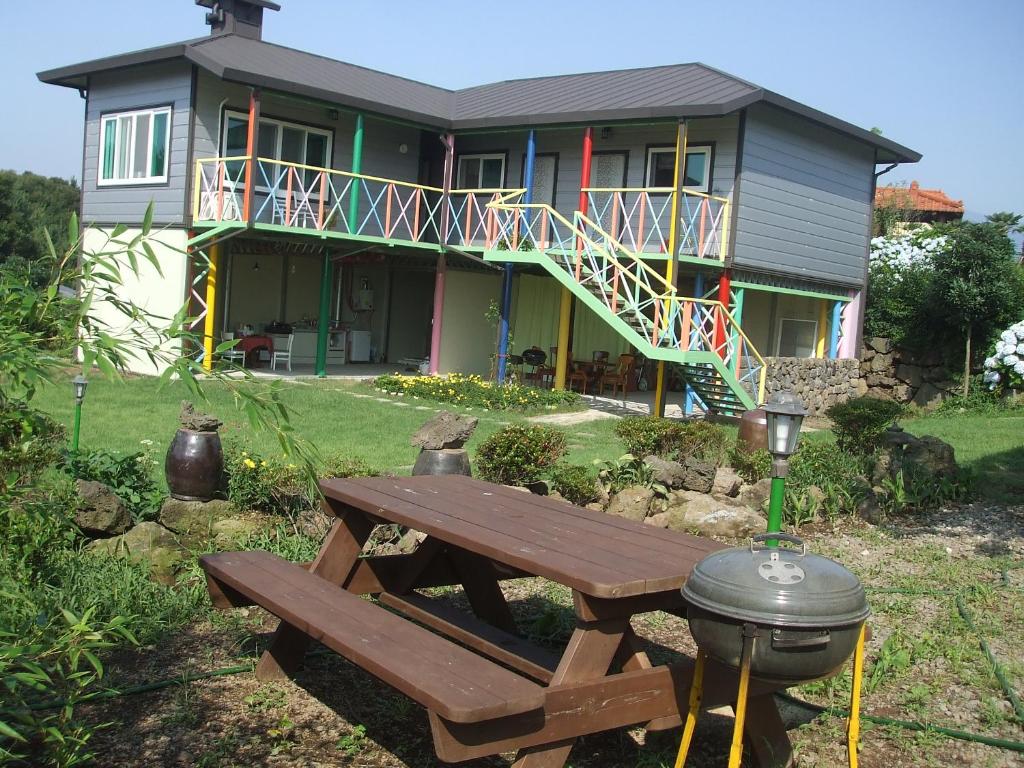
[83,501,1023,768]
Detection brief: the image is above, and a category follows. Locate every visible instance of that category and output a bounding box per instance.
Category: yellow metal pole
[654,120,687,417]
[815,300,828,358]
[727,630,755,768]
[554,287,572,390]
[847,624,867,768]
[201,244,220,372]
[673,649,706,768]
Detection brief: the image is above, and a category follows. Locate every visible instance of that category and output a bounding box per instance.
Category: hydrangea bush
[869,231,948,276]
[983,320,1024,391]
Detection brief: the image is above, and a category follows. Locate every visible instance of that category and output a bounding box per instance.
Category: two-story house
[38,0,920,415]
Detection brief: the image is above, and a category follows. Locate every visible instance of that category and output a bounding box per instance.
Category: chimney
[196,0,280,40]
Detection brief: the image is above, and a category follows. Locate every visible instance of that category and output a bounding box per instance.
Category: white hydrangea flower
[984,356,999,369]
[984,370,1001,384]
[1017,343,1024,355]
[1016,360,1024,376]
[1001,330,1018,345]
[1005,355,1020,367]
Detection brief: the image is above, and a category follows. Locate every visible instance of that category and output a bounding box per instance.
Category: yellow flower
[243,458,256,469]
[260,461,268,467]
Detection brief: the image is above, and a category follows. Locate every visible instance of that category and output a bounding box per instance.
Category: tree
[985,211,1023,236]
[924,222,1023,396]
[0,170,80,286]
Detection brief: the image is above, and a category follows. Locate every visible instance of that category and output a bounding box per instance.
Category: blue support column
[829,300,843,358]
[498,130,536,384]
[683,271,705,415]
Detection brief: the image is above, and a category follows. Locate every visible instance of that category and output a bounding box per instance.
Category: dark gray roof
[37,34,920,163]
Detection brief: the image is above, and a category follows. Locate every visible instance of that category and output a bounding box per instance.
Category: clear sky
[1,0,1021,221]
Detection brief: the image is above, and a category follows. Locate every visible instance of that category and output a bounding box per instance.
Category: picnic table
[200,475,794,766]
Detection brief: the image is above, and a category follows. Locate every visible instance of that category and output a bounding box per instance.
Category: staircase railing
[487,191,765,404]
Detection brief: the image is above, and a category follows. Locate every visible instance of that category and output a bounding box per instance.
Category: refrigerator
[348,330,372,362]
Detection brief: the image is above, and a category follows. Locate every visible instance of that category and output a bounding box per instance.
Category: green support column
[347,113,364,233]
[315,252,333,377]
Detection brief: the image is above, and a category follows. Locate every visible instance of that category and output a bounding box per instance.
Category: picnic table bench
[200,475,795,766]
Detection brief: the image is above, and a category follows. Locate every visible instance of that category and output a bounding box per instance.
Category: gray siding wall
[83,62,193,225]
[733,104,875,287]
[454,115,739,221]
[191,71,422,200]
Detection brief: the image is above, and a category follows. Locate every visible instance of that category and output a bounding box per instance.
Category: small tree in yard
[925,222,1023,396]
[985,211,1023,236]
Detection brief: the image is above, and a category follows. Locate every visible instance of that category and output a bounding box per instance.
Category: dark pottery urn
[412,448,472,477]
[165,428,224,501]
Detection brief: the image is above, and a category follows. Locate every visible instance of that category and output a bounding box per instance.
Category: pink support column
[838,289,862,358]
[429,255,446,374]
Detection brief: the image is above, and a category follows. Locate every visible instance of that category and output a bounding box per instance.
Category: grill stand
[673,623,868,768]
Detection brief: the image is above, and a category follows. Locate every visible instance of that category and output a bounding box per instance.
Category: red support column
[714,268,731,356]
[242,88,260,224]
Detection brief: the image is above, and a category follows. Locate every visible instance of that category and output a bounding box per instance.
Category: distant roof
[875,181,964,214]
[38,34,921,163]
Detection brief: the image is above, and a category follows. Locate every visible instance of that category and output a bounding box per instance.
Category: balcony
[192,157,730,264]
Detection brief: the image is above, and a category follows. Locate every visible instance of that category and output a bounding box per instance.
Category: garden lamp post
[762,390,807,545]
[71,374,88,452]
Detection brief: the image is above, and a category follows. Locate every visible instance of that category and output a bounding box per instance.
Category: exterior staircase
[484,194,766,413]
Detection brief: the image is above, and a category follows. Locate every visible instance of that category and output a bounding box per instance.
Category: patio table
[234,334,273,367]
[201,475,795,767]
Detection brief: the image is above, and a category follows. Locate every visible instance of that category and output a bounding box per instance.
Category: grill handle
[750,533,807,555]
[771,628,831,649]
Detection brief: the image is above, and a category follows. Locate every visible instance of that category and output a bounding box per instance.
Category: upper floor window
[221,110,332,187]
[645,145,713,193]
[99,107,171,186]
[457,153,506,189]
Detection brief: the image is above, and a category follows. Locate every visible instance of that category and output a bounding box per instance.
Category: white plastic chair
[222,332,247,367]
[271,333,294,371]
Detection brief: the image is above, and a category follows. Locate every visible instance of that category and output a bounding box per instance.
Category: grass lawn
[903,410,1024,504]
[31,375,629,478]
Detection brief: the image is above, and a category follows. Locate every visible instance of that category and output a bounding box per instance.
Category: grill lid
[681,534,869,629]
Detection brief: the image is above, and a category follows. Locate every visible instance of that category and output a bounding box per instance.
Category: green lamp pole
[762,390,807,546]
[71,374,88,452]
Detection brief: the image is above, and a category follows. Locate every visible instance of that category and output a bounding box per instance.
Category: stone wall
[764,357,865,415]
[860,337,957,407]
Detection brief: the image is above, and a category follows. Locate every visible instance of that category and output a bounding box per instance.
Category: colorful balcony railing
[584,187,730,262]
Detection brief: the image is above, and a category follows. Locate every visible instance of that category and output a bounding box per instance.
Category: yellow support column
[553,287,572,390]
[815,300,828,358]
[201,244,220,372]
[654,119,687,417]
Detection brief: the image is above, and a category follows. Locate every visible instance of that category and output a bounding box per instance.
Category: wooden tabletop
[320,475,723,599]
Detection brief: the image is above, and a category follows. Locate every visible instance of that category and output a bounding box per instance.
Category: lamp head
[762,390,807,458]
[72,374,88,404]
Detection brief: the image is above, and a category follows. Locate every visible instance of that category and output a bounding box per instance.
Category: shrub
[373,373,581,411]
[825,397,905,455]
[982,319,1024,392]
[475,425,567,486]
[614,417,729,465]
[63,446,165,522]
[225,446,379,518]
[728,444,772,484]
[548,463,599,505]
[0,400,66,489]
[783,439,869,524]
[594,454,666,496]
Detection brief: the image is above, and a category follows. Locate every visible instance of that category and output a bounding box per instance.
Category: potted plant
[165,401,224,501]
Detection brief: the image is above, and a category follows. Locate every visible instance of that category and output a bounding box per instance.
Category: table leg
[449,549,518,634]
[743,694,795,768]
[255,504,373,681]
[511,614,628,768]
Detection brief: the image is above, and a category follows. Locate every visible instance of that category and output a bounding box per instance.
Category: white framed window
[457,153,506,189]
[221,110,332,190]
[776,318,818,358]
[644,145,713,193]
[99,107,171,185]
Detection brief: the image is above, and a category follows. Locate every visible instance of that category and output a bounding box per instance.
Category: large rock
[903,435,957,479]
[86,522,187,585]
[680,457,716,494]
[210,516,265,548]
[867,337,894,354]
[74,480,131,537]
[605,486,655,521]
[643,456,686,489]
[664,491,765,539]
[411,410,478,450]
[712,467,742,498]
[895,364,924,388]
[912,382,946,409]
[738,478,772,511]
[159,497,236,537]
